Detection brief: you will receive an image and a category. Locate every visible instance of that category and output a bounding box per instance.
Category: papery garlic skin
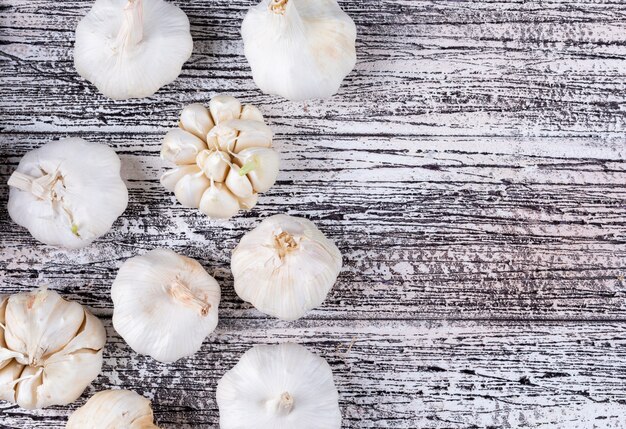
[112,248,221,363]
[66,389,159,429]
[0,289,106,410]
[74,0,193,99]
[231,214,342,320]
[241,0,357,101]
[216,343,341,429]
[161,94,280,219]
[7,138,128,249]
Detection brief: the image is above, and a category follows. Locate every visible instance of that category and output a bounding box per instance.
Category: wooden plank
[1,319,625,428]
[1,134,624,320]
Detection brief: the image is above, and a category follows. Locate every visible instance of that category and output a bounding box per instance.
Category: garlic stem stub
[111,248,221,363]
[74,0,193,99]
[66,389,160,429]
[231,214,342,321]
[7,138,128,249]
[160,95,280,220]
[241,0,357,101]
[0,289,106,410]
[216,343,341,429]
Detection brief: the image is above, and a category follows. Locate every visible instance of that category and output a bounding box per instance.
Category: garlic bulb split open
[66,389,159,429]
[231,214,342,320]
[74,0,193,99]
[7,138,128,249]
[161,95,280,219]
[0,289,106,410]
[112,248,221,362]
[241,0,357,101]
[216,343,341,429]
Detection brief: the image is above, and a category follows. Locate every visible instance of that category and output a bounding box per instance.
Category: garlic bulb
[0,289,106,410]
[231,214,342,320]
[7,138,128,249]
[241,0,357,101]
[66,389,159,429]
[112,248,221,362]
[74,0,193,99]
[216,343,341,429]
[161,95,280,219]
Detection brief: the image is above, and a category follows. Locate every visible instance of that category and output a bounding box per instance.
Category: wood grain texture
[1,0,626,427]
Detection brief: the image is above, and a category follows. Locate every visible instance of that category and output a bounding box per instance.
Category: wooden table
[1,1,626,427]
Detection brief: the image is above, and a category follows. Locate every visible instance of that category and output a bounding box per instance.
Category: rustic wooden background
[1,0,626,428]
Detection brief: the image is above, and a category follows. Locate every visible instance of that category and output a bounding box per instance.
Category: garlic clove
[225,165,254,199]
[196,150,232,182]
[179,103,215,140]
[231,214,342,320]
[226,119,273,153]
[0,289,106,409]
[209,94,242,124]
[74,0,193,99]
[161,129,207,165]
[236,147,280,193]
[240,104,264,122]
[7,138,128,249]
[67,389,160,429]
[174,168,211,208]
[160,165,199,192]
[112,248,221,363]
[216,342,341,429]
[206,123,239,153]
[199,182,241,220]
[239,193,259,210]
[241,0,357,101]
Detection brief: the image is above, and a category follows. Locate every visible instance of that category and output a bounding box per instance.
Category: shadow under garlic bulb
[111,248,221,363]
[161,95,280,219]
[0,289,106,409]
[231,214,342,320]
[66,389,159,429]
[7,138,128,249]
[216,343,341,429]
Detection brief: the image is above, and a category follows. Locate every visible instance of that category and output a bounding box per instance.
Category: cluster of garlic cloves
[231,214,342,320]
[216,343,341,429]
[161,95,280,219]
[74,0,193,99]
[66,389,160,429]
[112,248,221,363]
[7,138,128,249]
[0,289,106,409]
[241,0,357,101]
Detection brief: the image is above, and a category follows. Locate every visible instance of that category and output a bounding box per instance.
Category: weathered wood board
[1,0,625,428]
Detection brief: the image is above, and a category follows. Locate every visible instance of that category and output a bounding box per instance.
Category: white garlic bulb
[112,248,221,363]
[66,389,159,429]
[74,0,193,99]
[216,343,341,429]
[161,95,280,219]
[241,0,357,101]
[0,289,106,410]
[7,138,128,249]
[231,214,342,320]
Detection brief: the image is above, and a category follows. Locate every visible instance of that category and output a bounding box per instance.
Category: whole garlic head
[161,95,280,220]
[7,138,128,249]
[231,214,342,320]
[216,342,341,429]
[66,389,159,429]
[241,0,357,101]
[112,248,221,363]
[0,289,106,409]
[74,0,193,99]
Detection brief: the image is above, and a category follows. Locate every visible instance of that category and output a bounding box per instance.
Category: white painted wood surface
[1,0,626,428]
